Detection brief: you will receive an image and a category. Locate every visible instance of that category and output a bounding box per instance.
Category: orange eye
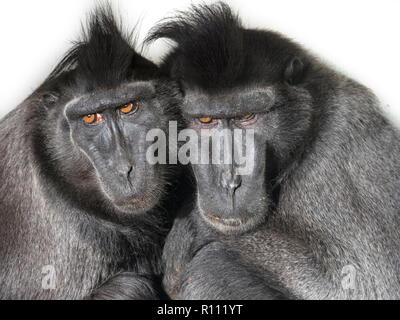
[199,117,213,124]
[83,113,103,124]
[236,113,255,121]
[120,102,139,114]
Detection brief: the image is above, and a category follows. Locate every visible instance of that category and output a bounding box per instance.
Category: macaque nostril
[221,171,242,194]
[117,165,134,180]
[232,174,242,189]
[127,166,133,179]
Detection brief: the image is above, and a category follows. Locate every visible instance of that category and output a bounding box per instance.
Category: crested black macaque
[147,3,400,299]
[0,7,184,300]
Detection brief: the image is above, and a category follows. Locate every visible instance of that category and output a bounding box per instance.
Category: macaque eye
[83,113,103,124]
[120,102,139,115]
[236,113,255,121]
[198,117,213,124]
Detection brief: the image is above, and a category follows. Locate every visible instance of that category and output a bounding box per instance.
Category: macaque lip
[115,197,144,207]
[203,212,246,228]
[199,207,266,234]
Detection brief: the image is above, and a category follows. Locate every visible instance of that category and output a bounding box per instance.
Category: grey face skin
[183,90,272,234]
[65,82,170,215]
[183,84,312,234]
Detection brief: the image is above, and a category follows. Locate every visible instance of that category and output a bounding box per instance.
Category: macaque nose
[117,164,133,180]
[220,170,242,195]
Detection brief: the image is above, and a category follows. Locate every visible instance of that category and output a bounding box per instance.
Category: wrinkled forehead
[65,81,156,117]
[182,86,277,118]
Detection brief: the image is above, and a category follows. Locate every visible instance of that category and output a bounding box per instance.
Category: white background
[0,0,399,126]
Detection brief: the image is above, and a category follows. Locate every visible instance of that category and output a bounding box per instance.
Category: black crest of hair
[146,2,245,89]
[48,5,158,92]
[146,2,307,91]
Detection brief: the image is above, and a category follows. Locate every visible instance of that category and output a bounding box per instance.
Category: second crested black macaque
[147,2,400,299]
[0,7,185,300]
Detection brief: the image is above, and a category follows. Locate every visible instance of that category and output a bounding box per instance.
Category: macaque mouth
[199,205,267,234]
[203,212,247,228]
[114,196,145,207]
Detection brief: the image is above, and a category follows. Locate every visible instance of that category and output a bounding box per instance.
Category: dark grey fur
[0,7,183,300]
[147,2,400,299]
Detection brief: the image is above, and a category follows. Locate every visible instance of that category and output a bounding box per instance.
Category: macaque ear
[42,92,60,104]
[284,57,306,85]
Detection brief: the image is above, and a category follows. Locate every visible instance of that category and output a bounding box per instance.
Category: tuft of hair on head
[48,4,156,92]
[146,2,244,89]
